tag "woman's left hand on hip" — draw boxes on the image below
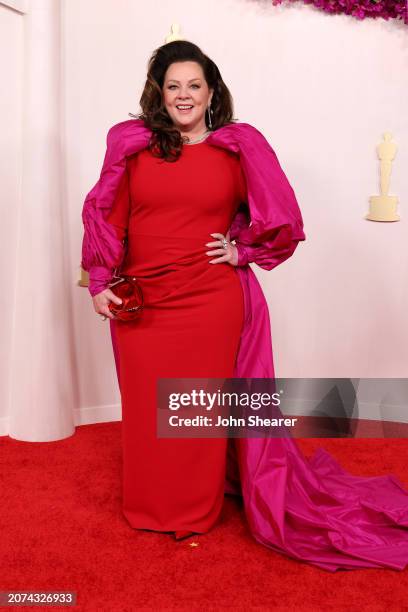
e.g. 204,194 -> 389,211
205,230 -> 238,266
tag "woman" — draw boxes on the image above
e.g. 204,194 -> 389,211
81,41 -> 408,571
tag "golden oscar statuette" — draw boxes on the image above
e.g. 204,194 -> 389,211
366,132 -> 400,222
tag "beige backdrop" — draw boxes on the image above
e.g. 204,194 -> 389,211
1,0 -> 407,439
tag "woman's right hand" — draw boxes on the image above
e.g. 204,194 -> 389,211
92,288 -> 123,320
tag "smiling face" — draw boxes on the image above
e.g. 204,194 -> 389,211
163,61 -> 213,136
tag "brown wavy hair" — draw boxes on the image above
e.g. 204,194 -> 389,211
130,40 -> 237,162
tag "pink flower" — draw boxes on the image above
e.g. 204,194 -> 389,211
266,0 -> 408,23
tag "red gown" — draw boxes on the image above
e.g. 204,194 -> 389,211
106,141 -> 246,534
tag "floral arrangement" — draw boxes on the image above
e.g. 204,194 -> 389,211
271,0 -> 408,24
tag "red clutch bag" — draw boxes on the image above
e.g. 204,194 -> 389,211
107,275 -> 144,321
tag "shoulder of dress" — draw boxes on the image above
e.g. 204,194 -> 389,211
208,122 -> 273,155
215,121 -> 262,137
210,121 -> 274,152
106,118 -> 151,144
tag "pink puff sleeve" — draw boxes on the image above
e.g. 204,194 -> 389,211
105,162 -> 131,244
81,131 -> 130,297
227,128 -> 305,269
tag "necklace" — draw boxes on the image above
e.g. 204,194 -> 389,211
183,130 -> 211,145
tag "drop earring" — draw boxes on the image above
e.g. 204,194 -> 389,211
207,104 -> 213,130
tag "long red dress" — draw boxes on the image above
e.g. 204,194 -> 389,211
106,140 -> 246,534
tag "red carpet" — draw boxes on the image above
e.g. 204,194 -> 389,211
1,424 -> 408,611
